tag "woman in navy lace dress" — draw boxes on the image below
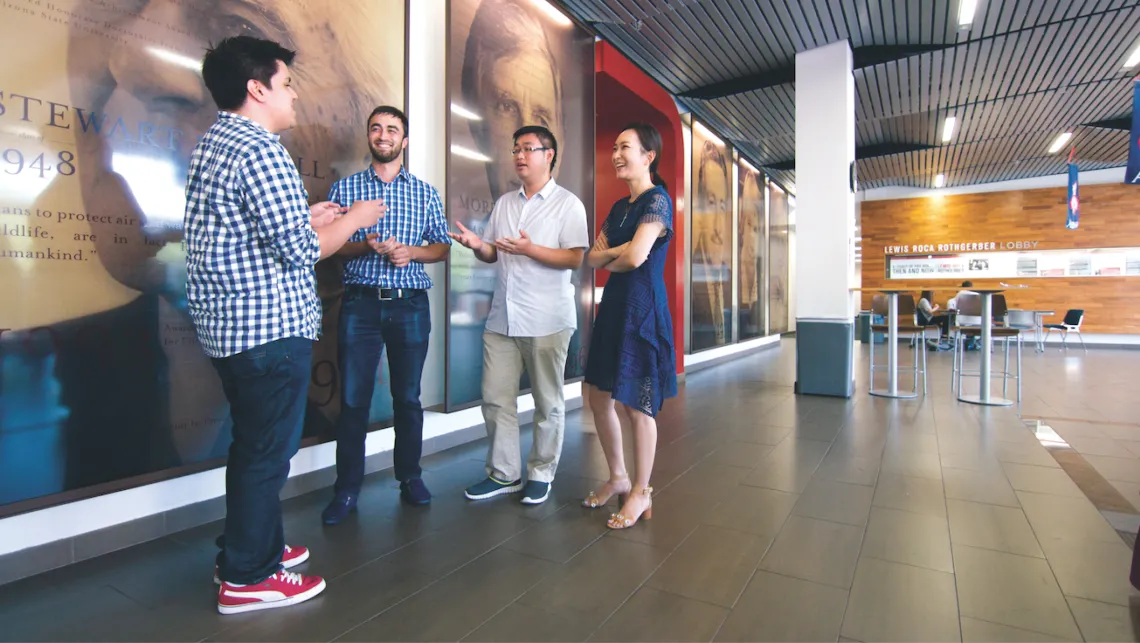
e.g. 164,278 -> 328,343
582,123 -> 677,529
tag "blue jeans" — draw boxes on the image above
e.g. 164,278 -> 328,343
334,288 -> 431,495
211,337 -> 312,585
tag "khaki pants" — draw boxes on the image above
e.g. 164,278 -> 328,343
481,328 -> 572,483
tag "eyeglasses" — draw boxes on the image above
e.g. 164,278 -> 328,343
510,146 -> 550,156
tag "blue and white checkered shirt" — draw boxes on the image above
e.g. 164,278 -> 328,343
184,111 -> 321,359
329,166 -> 450,289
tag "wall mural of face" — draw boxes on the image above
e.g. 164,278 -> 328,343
462,0 -> 562,200
693,134 -> 731,348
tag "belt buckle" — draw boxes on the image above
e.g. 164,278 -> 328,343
379,288 -> 396,301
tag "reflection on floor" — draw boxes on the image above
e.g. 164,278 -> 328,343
2,339 -> 1139,642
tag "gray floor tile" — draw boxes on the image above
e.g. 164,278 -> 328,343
792,479 -> 875,527
758,515 -> 863,589
940,450 -> 1006,474
959,617 -> 1074,642
995,442 -> 1061,468
725,424 -> 793,446
741,458 -> 820,493
714,571 -> 848,642
1067,436 -> 1138,458
946,499 -> 1044,558
1002,462 -> 1086,498
707,441 -> 775,469
881,449 -> 943,480
1037,537 -> 1140,607
884,431 -> 941,455
1017,491 -> 1124,543
840,556 -> 960,643
462,603 -> 595,642
872,473 -> 947,518
1085,455 -> 1140,484
943,466 -> 1021,507
646,524 -> 770,607
813,453 -> 881,487
1065,596 -> 1140,643
953,544 -> 1083,640
604,487 -> 706,550
861,506 -> 954,573
501,505 -> 608,564
588,587 -> 728,642
702,485 -> 799,537
338,548 -> 556,642
518,536 -> 671,630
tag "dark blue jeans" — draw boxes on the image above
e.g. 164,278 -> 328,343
335,288 -> 431,495
211,337 -> 312,585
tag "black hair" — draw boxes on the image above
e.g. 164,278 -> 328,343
962,281 -> 973,288
621,122 -> 667,191
202,36 -> 296,110
513,125 -> 558,172
367,105 -> 408,137
921,290 -> 935,303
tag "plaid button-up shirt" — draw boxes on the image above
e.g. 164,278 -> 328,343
329,165 -> 450,289
184,111 -> 321,358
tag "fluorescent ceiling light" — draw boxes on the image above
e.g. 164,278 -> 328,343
1124,41 -> 1140,69
450,144 -> 491,163
529,0 -> 572,26
934,174 -> 946,188
146,46 -> 201,74
958,0 -> 978,26
450,103 -> 481,121
1048,132 -> 1073,154
941,116 -> 957,142
693,120 -> 725,148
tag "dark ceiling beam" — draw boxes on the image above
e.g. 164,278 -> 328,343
679,44 -> 953,100
764,142 -> 937,171
1084,116 -> 1132,131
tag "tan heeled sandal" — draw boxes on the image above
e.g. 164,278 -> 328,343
582,476 -> 631,508
607,486 -> 653,529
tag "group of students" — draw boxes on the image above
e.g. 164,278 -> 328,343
183,36 -> 677,614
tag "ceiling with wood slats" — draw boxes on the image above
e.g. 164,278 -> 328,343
553,0 -> 1140,191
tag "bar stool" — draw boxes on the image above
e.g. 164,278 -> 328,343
952,294 -> 1022,403
869,294 -> 928,396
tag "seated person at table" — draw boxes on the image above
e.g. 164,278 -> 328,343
948,281 -> 981,350
918,290 -> 952,350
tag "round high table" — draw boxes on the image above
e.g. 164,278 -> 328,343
956,288 -> 1014,407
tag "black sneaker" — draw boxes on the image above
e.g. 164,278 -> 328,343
464,476 -> 523,500
520,480 -> 551,505
400,478 -> 431,506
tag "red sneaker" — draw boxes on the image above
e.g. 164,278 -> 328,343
214,544 -> 310,584
217,570 -> 326,614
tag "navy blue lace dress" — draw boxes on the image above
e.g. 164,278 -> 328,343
584,185 -> 678,417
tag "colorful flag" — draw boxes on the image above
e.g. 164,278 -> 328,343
1066,148 -> 1079,230
1127,78 -> 1140,183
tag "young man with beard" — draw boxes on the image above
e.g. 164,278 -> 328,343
451,126 -> 589,505
186,36 -> 385,613
320,106 -> 451,523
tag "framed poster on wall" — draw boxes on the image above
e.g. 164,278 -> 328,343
690,121 -> 733,351
0,0 -> 406,515
737,159 -> 765,340
768,180 -> 790,335
445,0 -> 595,409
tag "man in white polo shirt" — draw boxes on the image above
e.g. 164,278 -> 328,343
450,125 -> 589,505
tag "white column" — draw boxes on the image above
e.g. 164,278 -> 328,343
794,40 -> 857,396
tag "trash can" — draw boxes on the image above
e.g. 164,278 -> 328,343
856,311 -> 885,344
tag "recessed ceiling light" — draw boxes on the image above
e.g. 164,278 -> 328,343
1048,132 -> 1073,154
934,174 -> 946,188
941,116 -> 957,143
958,0 -> 979,27
1124,40 -> 1140,69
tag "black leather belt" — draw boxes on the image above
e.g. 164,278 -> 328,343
345,284 -> 424,300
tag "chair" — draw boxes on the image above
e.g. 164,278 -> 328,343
868,294 -> 928,396
952,294 -> 1023,403
1043,309 -> 1086,352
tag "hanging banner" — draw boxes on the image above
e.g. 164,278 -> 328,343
1127,78 -> 1140,183
1066,156 -> 1080,230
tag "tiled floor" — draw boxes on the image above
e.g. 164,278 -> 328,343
3,339 -> 1140,642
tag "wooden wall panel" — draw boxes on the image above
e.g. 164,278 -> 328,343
860,183 -> 1140,334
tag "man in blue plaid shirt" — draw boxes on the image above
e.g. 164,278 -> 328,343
320,106 -> 451,524
185,36 -> 385,614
